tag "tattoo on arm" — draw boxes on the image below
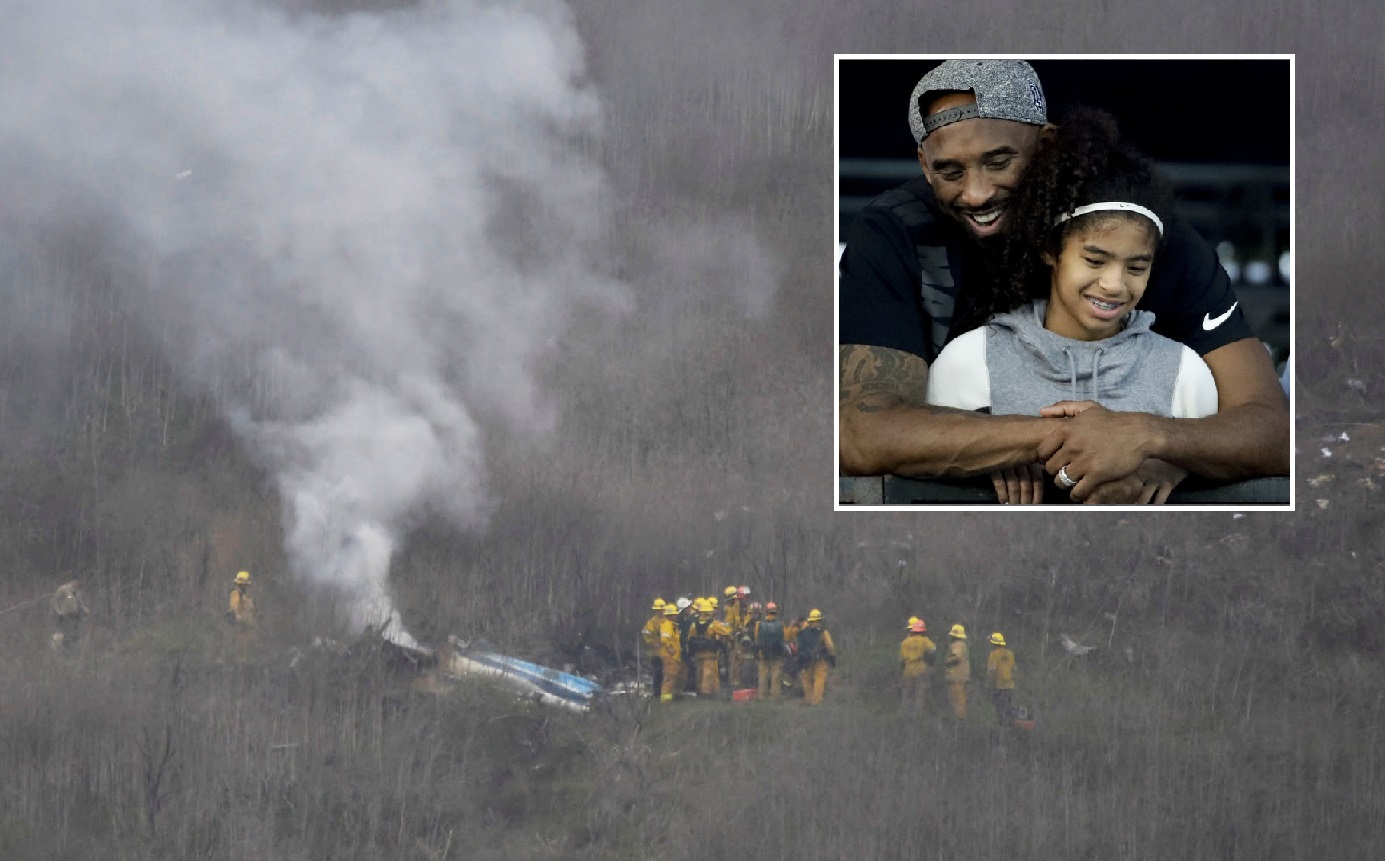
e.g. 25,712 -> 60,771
839,345 -> 930,413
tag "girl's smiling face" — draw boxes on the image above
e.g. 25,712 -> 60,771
1042,215 -> 1157,341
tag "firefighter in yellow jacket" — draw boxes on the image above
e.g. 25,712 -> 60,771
227,571 -> 256,660
642,599 -> 667,698
735,600 -> 763,689
724,587 -> 748,686
228,571 -> 256,626
899,618 -> 937,715
722,586 -> 745,629
686,599 -> 731,696
658,602 -> 683,703
753,602 -> 787,700
944,624 -> 970,719
986,631 -> 1016,725
796,609 -> 836,705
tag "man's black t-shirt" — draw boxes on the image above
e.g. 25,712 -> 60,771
838,177 -> 1254,365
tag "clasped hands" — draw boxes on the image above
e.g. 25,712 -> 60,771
989,401 -> 1185,505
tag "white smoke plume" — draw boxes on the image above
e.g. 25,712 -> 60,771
0,0 -> 625,643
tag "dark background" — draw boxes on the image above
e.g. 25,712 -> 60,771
837,57 -> 1293,358
839,58 -> 1291,164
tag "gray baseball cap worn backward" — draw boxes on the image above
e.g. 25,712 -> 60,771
908,60 -> 1048,144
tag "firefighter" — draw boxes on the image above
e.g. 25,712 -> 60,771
50,579 -> 90,649
227,571 -> 256,659
724,587 -> 750,684
753,601 -> 787,701
986,631 -> 1017,725
783,614 -> 805,692
796,609 -> 836,705
658,601 -> 683,703
642,599 -> 667,697
735,600 -> 763,689
676,597 -> 698,693
722,589 -> 742,684
686,599 -> 731,696
228,571 -> 255,625
706,595 -> 727,681
945,624 -> 970,719
722,586 -> 743,628
900,618 -> 937,715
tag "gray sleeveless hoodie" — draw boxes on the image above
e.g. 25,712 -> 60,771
986,299 -> 1185,417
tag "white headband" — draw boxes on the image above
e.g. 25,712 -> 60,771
1055,201 -> 1164,236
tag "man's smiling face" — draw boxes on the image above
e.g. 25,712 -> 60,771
917,92 -> 1044,242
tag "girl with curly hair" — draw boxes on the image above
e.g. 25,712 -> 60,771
924,108 -> 1218,503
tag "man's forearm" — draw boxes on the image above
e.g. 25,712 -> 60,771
1145,401 -> 1290,481
1156,336 -> 1290,480
839,403 -> 1057,478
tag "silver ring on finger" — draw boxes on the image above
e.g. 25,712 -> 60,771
1057,465 -> 1078,489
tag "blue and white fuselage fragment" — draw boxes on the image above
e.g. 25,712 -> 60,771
443,637 -> 602,712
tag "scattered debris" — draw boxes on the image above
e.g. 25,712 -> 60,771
1317,499 -> 1331,510
1059,634 -> 1096,656
605,681 -> 645,697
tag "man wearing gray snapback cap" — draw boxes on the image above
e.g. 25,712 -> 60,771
838,59 -> 1288,503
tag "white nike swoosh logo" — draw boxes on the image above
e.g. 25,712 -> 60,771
1202,302 -> 1238,331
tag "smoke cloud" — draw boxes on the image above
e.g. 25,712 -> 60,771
1,0 -> 625,642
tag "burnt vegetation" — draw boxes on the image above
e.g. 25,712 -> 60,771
2,0 -> 1383,859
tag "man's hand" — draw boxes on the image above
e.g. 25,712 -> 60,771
1037,402 -> 1161,502
989,463 -> 1045,504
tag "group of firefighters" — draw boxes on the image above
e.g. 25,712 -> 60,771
47,572 -> 1022,724
640,587 -> 1021,725
43,571 -> 256,651
639,586 -> 838,705
899,617 -> 1018,725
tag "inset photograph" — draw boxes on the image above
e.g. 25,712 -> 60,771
836,56 -> 1292,508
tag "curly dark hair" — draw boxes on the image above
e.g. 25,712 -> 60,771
970,106 -> 1175,324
